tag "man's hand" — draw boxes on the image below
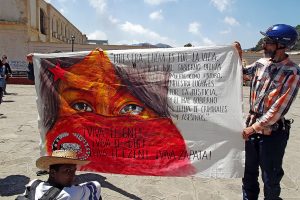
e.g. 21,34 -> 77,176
242,126 -> 255,140
233,41 -> 242,60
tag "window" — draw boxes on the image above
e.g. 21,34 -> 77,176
56,20 -> 59,35
40,9 -> 46,34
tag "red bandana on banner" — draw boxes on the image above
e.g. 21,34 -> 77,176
46,113 -> 195,176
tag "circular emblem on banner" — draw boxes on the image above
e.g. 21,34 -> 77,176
52,132 -> 91,160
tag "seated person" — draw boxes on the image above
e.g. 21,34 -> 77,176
17,150 -> 101,200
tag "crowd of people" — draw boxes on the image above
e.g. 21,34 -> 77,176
1,23 -> 300,200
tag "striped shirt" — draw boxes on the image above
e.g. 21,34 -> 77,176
21,179 -> 101,200
243,56 -> 300,133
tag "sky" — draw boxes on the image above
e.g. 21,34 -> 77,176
45,0 -> 300,49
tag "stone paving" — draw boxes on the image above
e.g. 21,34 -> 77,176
0,85 -> 299,199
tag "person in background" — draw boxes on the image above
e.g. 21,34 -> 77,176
17,150 -> 102,200
0,60 -> 5,105
235,24 -> 300,199
2,55 -> 12,94
26,53 -> 35,82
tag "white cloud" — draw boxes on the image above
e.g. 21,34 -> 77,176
56,0 -> 76,3
87,30 -> 107,40
210,0 -> 232,12
220,28 -> 231,34
144,0 -> 176,6
59,8 -> 65,14
120,22 -> 147,34
119,21 -> 168,42
187,22 -> 215,46
189,38 -> 215,46
224,16 -> 239,26
46,0 -> 76,14
202,37 -> 215,46
149,10 -> 164,21
108,15 -> 119,24
188,22 -> 201,34
88,0 -> 107,14
115,39 -> 141,45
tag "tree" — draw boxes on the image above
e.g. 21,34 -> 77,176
184,43 -> 192,47
251,38 -> 264,51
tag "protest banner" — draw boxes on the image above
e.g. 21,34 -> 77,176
33,46 -> 244,177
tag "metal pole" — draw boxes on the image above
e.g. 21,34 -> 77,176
71,35 -> 75,52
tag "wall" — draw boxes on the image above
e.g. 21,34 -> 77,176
0,0 -> 92,72
29,0 -> 37,28
0,28 -> 28,71
0,0 -> 26,23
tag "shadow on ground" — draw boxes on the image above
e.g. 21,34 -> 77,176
2,100 -> 15,103
0,175 -> 30,196
3,93 -> 18,96
75,173 -> 142,200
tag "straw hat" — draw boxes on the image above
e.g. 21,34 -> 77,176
36,150 -> 90,170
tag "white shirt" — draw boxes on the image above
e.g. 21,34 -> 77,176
23,179 -> 101,200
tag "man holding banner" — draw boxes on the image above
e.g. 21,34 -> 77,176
236,24 -> 300,200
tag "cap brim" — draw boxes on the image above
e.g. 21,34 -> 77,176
260,31 -> 268,37
36,156 -> 90,170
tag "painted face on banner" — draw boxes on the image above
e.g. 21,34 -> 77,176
45,50 -> 195,176
57,51 -> 159,119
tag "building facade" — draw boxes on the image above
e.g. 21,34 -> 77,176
0,0 -> 144,72
0,0 -> 88,71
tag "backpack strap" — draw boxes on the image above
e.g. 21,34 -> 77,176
39,186 -> 62,200
28,179 -> 43,200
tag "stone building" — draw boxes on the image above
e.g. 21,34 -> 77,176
0,0 -> 145,73
0,0 -> 90,71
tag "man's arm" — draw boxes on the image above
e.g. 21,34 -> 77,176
63,181 -> 101,199
233,42 -> 256,79
5,63 -> 12,74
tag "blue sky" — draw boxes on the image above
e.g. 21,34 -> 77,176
45,0 -> 300,49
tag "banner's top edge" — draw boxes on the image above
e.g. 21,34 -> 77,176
31,45 -> 233,58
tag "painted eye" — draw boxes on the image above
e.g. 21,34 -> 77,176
120,104 -> 143,115
72,102 -> 93,112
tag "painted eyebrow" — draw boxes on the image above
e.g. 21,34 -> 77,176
60,87 -> 96,94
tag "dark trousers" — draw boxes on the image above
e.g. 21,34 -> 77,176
242,129 -> 289,200
0,87 -> 3,104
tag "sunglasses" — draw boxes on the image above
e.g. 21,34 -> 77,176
262,38 -> 277,45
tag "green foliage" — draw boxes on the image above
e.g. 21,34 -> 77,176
251,38 -> 264,51
184,43 -> 193,47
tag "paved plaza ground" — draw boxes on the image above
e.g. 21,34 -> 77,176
0,85 -> 299,199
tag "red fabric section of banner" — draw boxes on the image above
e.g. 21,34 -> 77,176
46,113 -> 196,176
